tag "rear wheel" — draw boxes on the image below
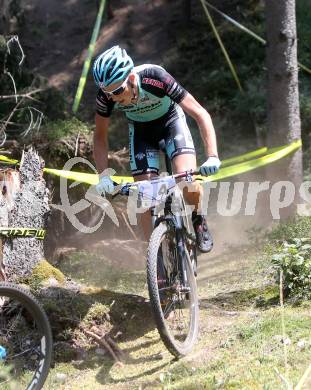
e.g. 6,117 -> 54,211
147,222 -> 199,357
0,282 -> 53,390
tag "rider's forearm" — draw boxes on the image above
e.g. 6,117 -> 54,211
179,94 -> 218,158
196,110 -> 218,158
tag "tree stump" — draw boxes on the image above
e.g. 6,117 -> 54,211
2,149 -> 50,281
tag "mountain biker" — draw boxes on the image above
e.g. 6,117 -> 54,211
93,45 -> 221,253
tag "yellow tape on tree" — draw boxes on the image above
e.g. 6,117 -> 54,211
0,140 -> 302,185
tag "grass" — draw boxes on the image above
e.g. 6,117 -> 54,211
157,304 -> 311,390
266,216 -> 311,241
30,218 -> 311,389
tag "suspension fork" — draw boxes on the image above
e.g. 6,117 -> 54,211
175,218 -> 188,287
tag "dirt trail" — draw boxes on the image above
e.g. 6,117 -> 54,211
44,235 -> 263,390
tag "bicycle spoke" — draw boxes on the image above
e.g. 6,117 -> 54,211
148,222 -> 199,357
0,286 -> 52,389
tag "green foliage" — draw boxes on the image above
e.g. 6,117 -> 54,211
42,117 -> 90,141
271,238 -> 311,300
84,302 -> 110,326
267,216 -> 311,241
266,217 -> 311,301
20,259 -> 65,290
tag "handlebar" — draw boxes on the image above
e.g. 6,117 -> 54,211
111,169 -> 201,199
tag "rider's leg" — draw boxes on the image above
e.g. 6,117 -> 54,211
171,153 -> 201,211
128,119 -> 162,241
165,108 -> 213,253
171,153 -> 213,253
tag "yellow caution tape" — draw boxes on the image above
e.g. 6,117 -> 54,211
44,167 -> 131,185
221,146 -> 267,167
197,139 -> 302,182
44,167 -> 99,185
0,140 -> 302,185
43,140 -> 302,184
0,155 -> 19,164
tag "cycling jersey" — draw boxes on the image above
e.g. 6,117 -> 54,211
96,64 -> 187,122
95,64 -> 195,176
129,107 -> 195,176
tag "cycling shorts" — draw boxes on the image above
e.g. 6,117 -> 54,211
129,106 -> 195,176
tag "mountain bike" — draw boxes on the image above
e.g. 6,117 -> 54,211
0,282 -> 53,390
114,168 -> 200,357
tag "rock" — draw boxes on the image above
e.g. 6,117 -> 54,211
272,335 -> 283,343
55,373 -> 67,383
297,340 -> 305,350
283,338 -> 291,346
42,277 -> 60,288
95,347 -> 106,356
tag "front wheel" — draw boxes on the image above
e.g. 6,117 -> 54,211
0,282 -> 53,390
147,222 -> 199,357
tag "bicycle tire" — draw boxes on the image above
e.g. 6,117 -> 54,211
0,282 -> 53,390
147,222 -> 199,357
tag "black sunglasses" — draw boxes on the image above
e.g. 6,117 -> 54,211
103,78 -> 128,97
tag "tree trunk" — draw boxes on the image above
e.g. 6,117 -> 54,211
2,149 -> 50,281
264,0 -> 302,220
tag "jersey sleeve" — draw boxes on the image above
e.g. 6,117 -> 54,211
96,89 -> 115,117
140,66 -> 188,103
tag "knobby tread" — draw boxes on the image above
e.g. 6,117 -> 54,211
0,282 -> 53,390
147,222 -> 198,357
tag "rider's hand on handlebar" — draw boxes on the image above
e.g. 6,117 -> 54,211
199,156 -> 221,176
96,175 -> 115,195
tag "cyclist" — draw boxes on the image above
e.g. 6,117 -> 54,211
93,45 -> 221,253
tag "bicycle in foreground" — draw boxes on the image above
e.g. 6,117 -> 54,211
0,281 -> 53,390
113,169 -> 200,357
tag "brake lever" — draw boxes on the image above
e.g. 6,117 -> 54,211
111,182 -> 131,198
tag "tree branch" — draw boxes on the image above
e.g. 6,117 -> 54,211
81,327 -> 124,364
0,88 -> 44,102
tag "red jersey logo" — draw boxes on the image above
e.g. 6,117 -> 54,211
142,78 -> 164,89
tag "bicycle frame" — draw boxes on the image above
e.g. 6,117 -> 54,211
114,167 -> 200,287
152,189 -> 195,288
